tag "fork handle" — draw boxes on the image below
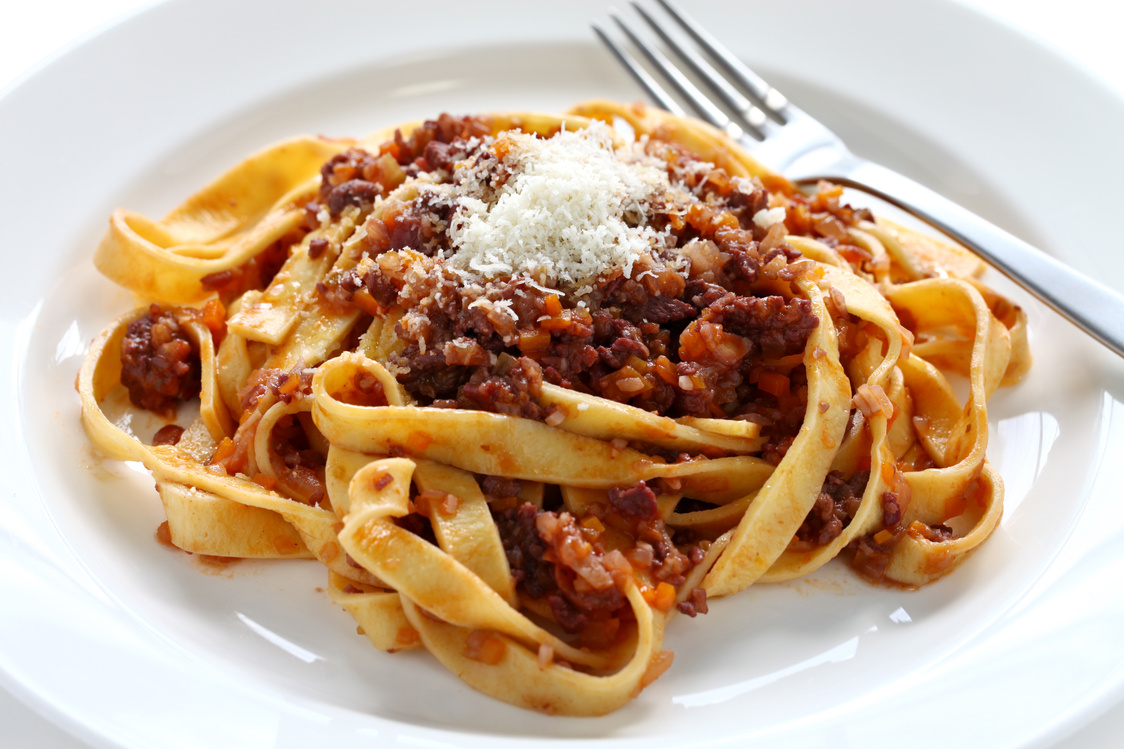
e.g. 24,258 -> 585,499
816,160 -> 1124,359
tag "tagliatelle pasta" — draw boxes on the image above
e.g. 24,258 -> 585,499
77,100 -> 1030,715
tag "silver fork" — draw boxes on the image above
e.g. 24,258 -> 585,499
594,0 -> 1124,359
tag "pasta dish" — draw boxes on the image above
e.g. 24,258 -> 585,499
77,100 -> 1030,715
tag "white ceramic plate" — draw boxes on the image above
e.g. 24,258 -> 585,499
3,1 -> 1124,746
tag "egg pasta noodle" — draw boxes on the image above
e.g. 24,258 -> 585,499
78,100 -> 1030,715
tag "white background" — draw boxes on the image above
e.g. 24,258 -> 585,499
2,1 -> 1122,747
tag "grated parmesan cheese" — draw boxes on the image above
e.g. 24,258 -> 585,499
753,206 -> 787,229
467,297 -> 518,322
445,122 -> 668,289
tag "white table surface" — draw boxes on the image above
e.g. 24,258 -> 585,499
2,1 -> 1123,747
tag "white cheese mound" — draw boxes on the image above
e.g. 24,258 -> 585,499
753,206 -> 787,229
446,121 -> 667,288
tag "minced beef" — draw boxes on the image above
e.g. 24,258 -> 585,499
790,470 -> 869,551
120,304 -> 201,417
703,293 -> 818,360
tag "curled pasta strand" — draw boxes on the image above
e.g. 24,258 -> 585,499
94,137 -> 350,304
339,458 -> 641,673
703,278 -> 851,597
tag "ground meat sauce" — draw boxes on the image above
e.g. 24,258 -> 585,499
239,366 -> 315,413
316,114 -> 493,221
494,480 -> 703,639
151,423 -> 186,446
267,413 -> 328,506
790,470 -> 869,552
120,304 -> 202,417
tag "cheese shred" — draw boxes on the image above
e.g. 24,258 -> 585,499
443,122 -> 666,288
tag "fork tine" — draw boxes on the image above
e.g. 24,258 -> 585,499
628,0 -> 770,134
654,0 -> 789,120
606,9 -> 756,142
591,22 -> 687,118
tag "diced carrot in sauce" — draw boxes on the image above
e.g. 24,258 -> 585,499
757,371 -> 790,398
251,472 -> 277,491
642,582 -> 676,612
211,437 -> 236,463
873,529 -> 895,545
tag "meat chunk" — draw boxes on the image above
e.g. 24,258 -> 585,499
120,305 -> 201,416
704,293 -> 818,359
